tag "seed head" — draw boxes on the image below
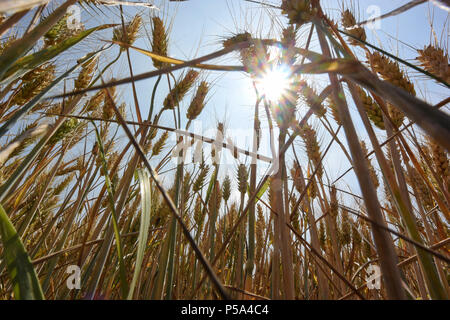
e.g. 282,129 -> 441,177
44,13 -> 83,47
291,161 -> 304,193
407,165 -> 434,211
194,197 -> 205,231
281,0 -> 317,26
281,26 -> 297,65
75,57 -> 97,90
193,164 -> 209,193
299,80 -> 326,118
113,15 -> 142,51
307,167 -> 317,199
319,220 -> 326,247
13,64 -> 56,106
85,90 -> 105,114
428,137 -> 449,187
49,118 -> 79,145
358,87 -> 385,130
237,164 -> 248,195
163,70 -> 199,110
208,181 -> 222,215
339,209 -> 351,246
53,173 -> 75,196
151,131 -> 169,157
222,175 -> 231,203
330,186 -> 338,220
223,32 -> 268,77
187,81 -> 208,120
328,97 -> 342,126
368,51 -> 416,96
417,45 -> 450,83
300,125 -> 323,179
151,17 -> 169,68
341,9 -> 366,47
360,141 -> 379,189
102,84 -> 117,120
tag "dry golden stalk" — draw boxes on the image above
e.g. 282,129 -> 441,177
163,70 -> 199,110
360,141 -> 379,189
300,125 -> 323,179
187,81 -> 208,120
383,148 -> 398,212
151,17 -> 169,69
341,9 -> 366,47
281,0 -> 317,26
113,14 -> 142,51
417,45 -> 450,83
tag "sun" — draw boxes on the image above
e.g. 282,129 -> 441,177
255,64 -> 292,102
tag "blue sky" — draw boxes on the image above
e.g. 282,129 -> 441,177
42,0 -> 449,204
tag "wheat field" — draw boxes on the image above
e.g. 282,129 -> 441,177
0,0 -> 449,300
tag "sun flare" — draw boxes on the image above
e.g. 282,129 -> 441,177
255,65 -> 292,102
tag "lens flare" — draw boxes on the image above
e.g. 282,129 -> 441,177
255,65 -> 291,102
